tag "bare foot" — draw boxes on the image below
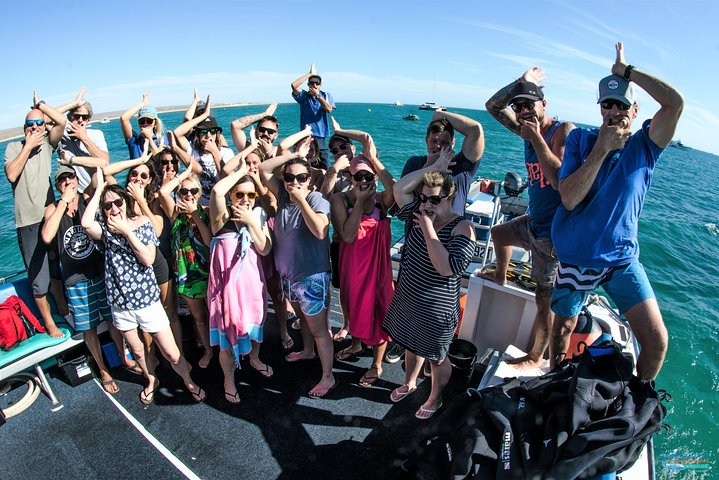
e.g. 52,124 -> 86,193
46,325 -> 65,338
479,267 -> 507,286
308,377 -> 337,398
506,354 -> 545,370
199,349 -> 213,368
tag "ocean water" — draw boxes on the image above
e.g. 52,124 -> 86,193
1,103 -> 717,477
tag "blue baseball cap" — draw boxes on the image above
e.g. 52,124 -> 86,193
138,106 -> 158,119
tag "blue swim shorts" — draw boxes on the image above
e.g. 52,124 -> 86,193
282,272 -> 330,317
66,276 -> 112,331
551,261 -> 655,318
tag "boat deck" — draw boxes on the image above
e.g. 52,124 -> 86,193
0,288 -> 478,480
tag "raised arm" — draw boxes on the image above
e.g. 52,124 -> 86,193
258,140 -> 309,197
120,92 -> 150,142
521,118 -> 575,189
81,168 -> 105,240
54,87 -> 87,115
330,118 -> 376,158
223,128 -> 258,175
612,42 -> 684,148
485,67 -> 547,136
172,95 -> 211,151
365,149 -> 396,210
210,159 -> 249,235
32,93 -> 66,148
5,127 -> 47,184
42,183 -> 78,244
184,88 -> 200,123
278,125 -> 312,154
158,160 -> 194,221
102,144 -> 150,177
291,63 -> 315,95
230,102 -> 277,151
431,110 -> 484,162
58,149 -> 107,170
393,147 -> 454,208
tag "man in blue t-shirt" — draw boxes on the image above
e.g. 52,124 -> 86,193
291,63 -> 335,170
484,68 -> 575,369
550,42 -> 683,380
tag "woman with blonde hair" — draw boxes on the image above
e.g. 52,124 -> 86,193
120,91 -> 166,159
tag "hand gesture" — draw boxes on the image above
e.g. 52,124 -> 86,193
521,67 -> 545,87
611,42 -> 628,77
193,87 -> 199,102
355,181 -> 376,204
140,125 -> 154,140
33,90 -> 40,109
257,136 -> 273,155
203,94 -> 212,117
74,87 -> 87,107
519,116 -> 541,141
248,127 -> 259,149
176,196 -> 198,215
141,91 -> 150,107
413,210 -> 434,233
60,183 -> 77,204
94,166 -> 106,192
331,116 -> 341,132
333,154 -> 351,173
107,212 -> 130,236
203,137 -> 220,155
597,116 -> 631,151
287,183 -> 308,204
309,62 -> 316,75
433,146 -> 455,173
126,182 -> 146,205
230,204 -> 254,225
297,139 -> 311,159
67,121 -> 89,142
58,149 -> 72,166
265,102 -> 277,116
25,128 -> 46,150
138,142 -> 150,163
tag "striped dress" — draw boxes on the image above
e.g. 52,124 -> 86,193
382,199 -> 476,361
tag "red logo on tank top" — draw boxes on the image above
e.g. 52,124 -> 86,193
525,161 -> 551,189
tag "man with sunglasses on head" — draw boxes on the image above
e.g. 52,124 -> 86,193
549,42 -> 683,380
484,67 -> 576,369
4,95 -> 68,338
291,63 -> 335,170
57,88 -> 110,193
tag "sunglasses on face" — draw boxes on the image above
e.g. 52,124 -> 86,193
330,143 -> 350,155
199,128 -> 220,136
510,101 -> 536,113
102,198 -> 124,211
57,173 -> 77,183
283,172 -> 310,183
352,171 -> 375,182
25,119 -> 45,128
418,193 -> 448,205
179,187 -> 200,196
160,159 -> 179,166
600,100 -> 631,111
71,113 -> 91,121
234,191 -> 257,200
130,170 -> 150,180
138,117 -> 154,126
308,81 -> 320,86
257,126 -> 277,136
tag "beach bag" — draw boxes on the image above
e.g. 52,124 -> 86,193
0,295 -> 45,350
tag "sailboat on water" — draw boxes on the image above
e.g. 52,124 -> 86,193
418,77 -> 446,111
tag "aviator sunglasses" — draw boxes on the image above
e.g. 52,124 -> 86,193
257,126 -> 277,136
283,172 -> 310,183
179,187 -> 200,196
102,198 -> 124,211
510,101 -> 536,113
130,170 -> 150,180
25,119 -> 45,128
352,171 -> 375,182
234,191 -> 257,200
330,143 -> 350,155
418,193 -> 448,205
600,100 -> 631,111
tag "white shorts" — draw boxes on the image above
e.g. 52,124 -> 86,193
111,301 -> 170,333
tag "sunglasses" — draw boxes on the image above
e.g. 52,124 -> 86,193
600,100 -> 631,111
330,143 -> 351,155
179,187 -> 200,196
234,191 -> 257,200
57,173 -> 77,183
510,101 -> 536,113
352,171 -> 375,182
257,126 -> 277,136
418,193 -> 448,205
102,198 -> 124,211
25,119 -> 45,128
199,128 -> 220,136
308,81 -> 321,86
71,113 -> 91,121
283,172 -> 310,183
130,170 -> 150,180
138,117 -> 154,126
160,159 -> 179,166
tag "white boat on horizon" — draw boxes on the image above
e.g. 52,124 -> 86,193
418,102 -> 446,111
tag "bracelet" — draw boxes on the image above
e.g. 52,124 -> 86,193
34,100 -> 45,109
623,65 -> 635,81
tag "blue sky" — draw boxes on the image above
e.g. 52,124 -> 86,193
2,0 -> 718,154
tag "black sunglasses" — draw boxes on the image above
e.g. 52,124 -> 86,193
138,117 -> 154,126
257,126 -> 277,136
71,113 -> 91,121
510,101 -> 536,113
331,143 -> 351,155
283,172 -> 310,183
102,198 -> 124,211
308,80 -> 321,86
234,191 -> 257,200
600,100 -> 631,111
418,193 -> 448,205
160,159 -> 179,166
57,172 -> 77,183
352,171 -> 375,182
179,187 -> 200,196
199,128 -> 220,136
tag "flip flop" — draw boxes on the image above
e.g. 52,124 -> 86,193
308,380 -> 337,398
390,384 -> 417,403
285,351 -> 317,363
335,347 -> 362,361
250,362 -> 274,378
139,384 -> 159,405
101,378 -> 119,394
359,368 -> 382,387
281,337 -> 295,351
415,402 -> 443,420
224,391 -> 241,404
124,361 -> 143,375
290,318 -> 301,330
190,386 -> 206,403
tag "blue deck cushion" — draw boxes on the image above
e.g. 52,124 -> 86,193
0,325 -> 71,368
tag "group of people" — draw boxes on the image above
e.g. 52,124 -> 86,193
4,43 -> 682,419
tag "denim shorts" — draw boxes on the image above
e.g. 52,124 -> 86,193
281,272 -> 330,316
551,261 -> 655,318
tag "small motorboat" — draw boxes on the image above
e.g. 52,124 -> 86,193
403,114 -> 419,121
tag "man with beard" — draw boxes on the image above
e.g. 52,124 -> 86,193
484,68 -> 575,369
291,64 -> 335,170
549,42 -> 683,380
230,103 -> 279,157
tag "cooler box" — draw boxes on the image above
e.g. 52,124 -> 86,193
58,354 -> 95,386
464,193 -> 496,241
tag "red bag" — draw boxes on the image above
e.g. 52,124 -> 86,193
0,295 -> 46,350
